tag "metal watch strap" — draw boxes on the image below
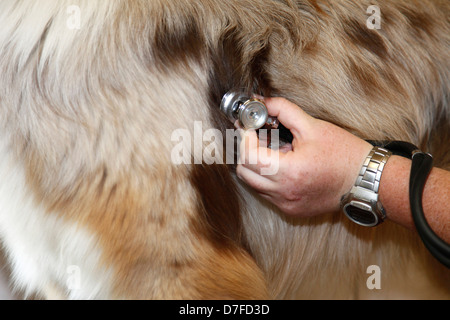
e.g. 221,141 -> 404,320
356,147 -> 392,194
342,146 -> 392,227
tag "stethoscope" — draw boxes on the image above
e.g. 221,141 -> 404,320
220,90 -> 293,143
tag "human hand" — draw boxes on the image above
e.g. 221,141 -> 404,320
236,97 -> 373,217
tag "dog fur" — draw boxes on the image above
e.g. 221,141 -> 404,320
0,0 -> 449,299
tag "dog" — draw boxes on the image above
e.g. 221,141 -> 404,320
0,0 -> 448,299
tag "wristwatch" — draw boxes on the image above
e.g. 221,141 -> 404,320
341,146 -> 392,227
340,140 -> 449,267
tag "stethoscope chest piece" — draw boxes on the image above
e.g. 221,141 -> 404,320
220,91 -> 268,130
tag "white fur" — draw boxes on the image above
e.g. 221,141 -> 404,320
0,132 -> 113,299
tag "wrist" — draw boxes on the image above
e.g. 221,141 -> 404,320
341,140 -> 449,267
339,140 -> 374,200
378,155 -> 414,229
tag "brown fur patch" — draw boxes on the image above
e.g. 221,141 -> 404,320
343,18 -> 388,59
152,10 -> 206,69
189,164 -> 243,248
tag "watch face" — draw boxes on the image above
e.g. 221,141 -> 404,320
344,204 -> 378,227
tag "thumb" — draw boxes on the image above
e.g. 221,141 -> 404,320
264,97 -> 314,140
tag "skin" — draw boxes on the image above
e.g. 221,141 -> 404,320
236,97 -> 450,243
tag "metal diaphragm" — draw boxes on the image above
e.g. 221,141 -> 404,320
220,91 -> 269,130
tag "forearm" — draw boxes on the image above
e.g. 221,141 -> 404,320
379,155 -> 450,244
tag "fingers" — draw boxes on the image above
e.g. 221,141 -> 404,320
237,163 -> 294,214
238,129 -> 283,177
235,96 -> 306,189
236,164 -> 277,194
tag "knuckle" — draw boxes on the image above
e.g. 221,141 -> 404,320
284,191 -> 300,202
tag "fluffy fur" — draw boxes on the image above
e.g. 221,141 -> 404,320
0,0 -> 449,299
